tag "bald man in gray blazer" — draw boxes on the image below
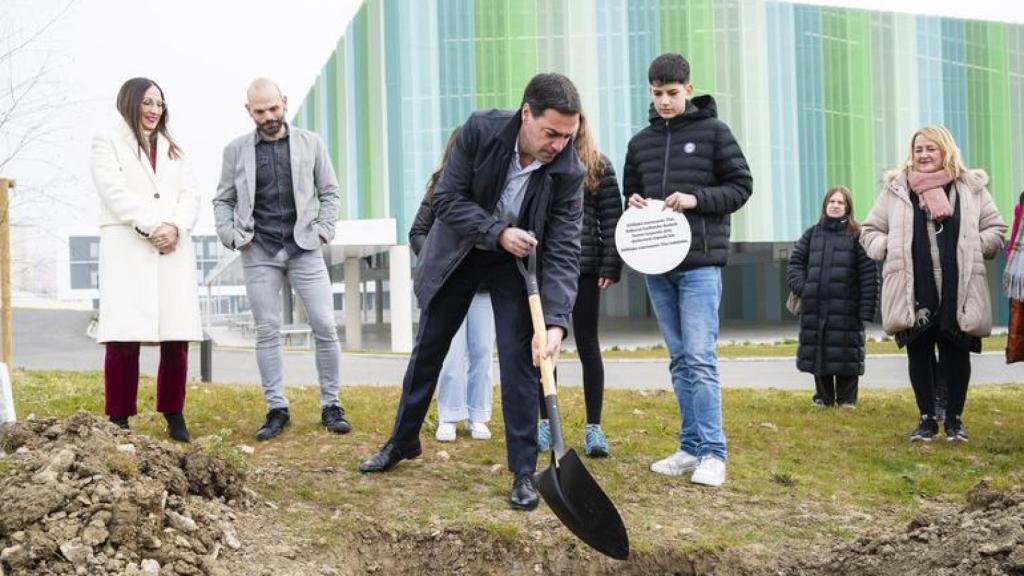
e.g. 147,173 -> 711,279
213,78 -> 349,441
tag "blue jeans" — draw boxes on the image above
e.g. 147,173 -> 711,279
436,292 -> 494,423
645,266 -> 726,460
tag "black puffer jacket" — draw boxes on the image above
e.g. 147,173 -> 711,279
579,154 -> 623,281
622,96 -> 753,270
787,218 -> 878,377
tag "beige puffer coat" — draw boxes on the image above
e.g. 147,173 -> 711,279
860,169 -> 1007,337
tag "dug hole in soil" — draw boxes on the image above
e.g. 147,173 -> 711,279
1,412 -> 1022,576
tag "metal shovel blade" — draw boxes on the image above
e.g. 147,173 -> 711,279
536,448 -> 630,560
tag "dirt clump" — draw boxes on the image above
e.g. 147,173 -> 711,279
0,411 -> 247,576
782,481 -> 1024,576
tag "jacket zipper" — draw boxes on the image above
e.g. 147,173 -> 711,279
703,220 -> 709,255
660,119 -> 671,200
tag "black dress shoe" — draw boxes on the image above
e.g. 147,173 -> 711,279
321,405 -> 352,434
109,416 -> 129,430
358,440 -> 422,473
163,412 -> 190,443
255,408 -> 290,441
509,474 -> 539,510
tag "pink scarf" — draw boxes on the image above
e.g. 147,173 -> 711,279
907,169 -> 955,221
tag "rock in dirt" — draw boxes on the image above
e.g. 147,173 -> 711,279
0,411 -> 248,576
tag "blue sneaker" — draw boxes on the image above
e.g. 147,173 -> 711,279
583,423 -> 609,458
537,419 -> 551,453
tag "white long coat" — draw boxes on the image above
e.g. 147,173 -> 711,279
90,122 -> 203,343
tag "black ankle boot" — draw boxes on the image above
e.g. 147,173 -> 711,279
109,416 -> 129,430
164,412 -> 190,443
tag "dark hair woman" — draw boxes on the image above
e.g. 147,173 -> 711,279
788,186 -> 878,408
90,77 -> 202,442
536,113 -> 623,457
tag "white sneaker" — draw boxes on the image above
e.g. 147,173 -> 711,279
690,456 -> 726,487
650,450 -> 699,476
467,421 -> 491,440
435,421 -> 457,442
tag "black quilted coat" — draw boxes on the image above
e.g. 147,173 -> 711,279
787,217 -> 878,376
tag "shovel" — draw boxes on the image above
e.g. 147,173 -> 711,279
515,243 -> 630,561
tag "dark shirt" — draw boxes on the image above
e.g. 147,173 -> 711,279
253,131 -> 302,256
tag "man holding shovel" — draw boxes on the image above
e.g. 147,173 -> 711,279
359,73 -> 585,511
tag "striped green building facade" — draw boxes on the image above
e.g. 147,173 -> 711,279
295,0 -> 1021,322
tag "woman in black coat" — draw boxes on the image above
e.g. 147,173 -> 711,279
787,186 -> 878,407
537,113 -> 623,457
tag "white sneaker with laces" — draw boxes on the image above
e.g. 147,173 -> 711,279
650,450 -> 699,476
435,421 -> 457,442
467,421 -> 491,440
690,456 -> 726,487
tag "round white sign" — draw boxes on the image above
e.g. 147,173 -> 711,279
614,199 -> 691,274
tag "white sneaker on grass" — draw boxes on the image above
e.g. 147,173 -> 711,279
650,450 -> 699,476
435,422 -> 457,442
467,421 -> 491,440
690,456 -> 726,487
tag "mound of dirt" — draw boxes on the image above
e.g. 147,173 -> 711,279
0,412 -> 247,576
785,481 -> 1024,576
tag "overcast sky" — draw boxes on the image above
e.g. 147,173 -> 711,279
1,0 -> 1022,238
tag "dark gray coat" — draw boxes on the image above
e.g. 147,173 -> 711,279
414,109 -> 585,331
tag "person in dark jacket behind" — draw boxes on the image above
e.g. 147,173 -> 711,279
624,53 -> 753,488
409,127 -> 495,443
787,186 -> 878,408
359,73 -> 586,513
536,113 -> 623,458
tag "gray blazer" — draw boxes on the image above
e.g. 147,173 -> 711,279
212,125 -> 340,251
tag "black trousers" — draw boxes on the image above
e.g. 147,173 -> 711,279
813,375 -> 859,406
906,326 -> 971,420
390,250 -> 539,476
540,273 -> 605,424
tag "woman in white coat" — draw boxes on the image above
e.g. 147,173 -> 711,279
90,77 -> 202,442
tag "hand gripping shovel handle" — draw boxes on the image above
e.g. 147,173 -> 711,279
515,241 -> 565,459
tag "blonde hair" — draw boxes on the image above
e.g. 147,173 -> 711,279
905,125 -> 965,178
573,113 -> 605,193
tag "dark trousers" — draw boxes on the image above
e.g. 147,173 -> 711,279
813,375 -> 859,406
540,273 -> 605,424
906,327 -> 971,420
390,250 -> 539,476
104,341 -> 189,418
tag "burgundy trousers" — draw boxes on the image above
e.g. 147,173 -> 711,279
104,341 -> 188,417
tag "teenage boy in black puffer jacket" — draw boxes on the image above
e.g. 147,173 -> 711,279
623,53 -> 752,488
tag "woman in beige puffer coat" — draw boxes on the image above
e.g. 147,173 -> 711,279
861,125 -> 1006,443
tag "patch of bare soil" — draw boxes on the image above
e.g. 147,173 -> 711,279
0,412 -> 247,576
781,481 -> 1024,576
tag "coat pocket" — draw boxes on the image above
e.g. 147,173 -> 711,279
880,269 -> 912,335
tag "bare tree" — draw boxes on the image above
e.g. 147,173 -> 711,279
1,0 -> 80,295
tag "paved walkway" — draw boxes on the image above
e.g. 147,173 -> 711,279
8,308 -> 1019,392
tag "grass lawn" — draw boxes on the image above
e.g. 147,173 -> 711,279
9,369 -> 1024,562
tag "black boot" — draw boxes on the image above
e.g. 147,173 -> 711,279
164,412 -> 190,443
109,416 -> 129,430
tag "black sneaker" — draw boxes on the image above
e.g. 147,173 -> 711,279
945,416 -> 969,443
255,408 -> 290,441
321,405 -> 352,434
910,414 -> 938,442
109,416 -> 129,430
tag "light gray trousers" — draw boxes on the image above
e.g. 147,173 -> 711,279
241,243 -> 340,410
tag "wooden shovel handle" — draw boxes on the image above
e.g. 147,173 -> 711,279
528,294 -> 558,398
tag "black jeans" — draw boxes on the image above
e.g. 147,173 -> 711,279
539,274 -> 606,425
906,326 -> 971,420
390,250 -> 539,476
813,375 -> 859,406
